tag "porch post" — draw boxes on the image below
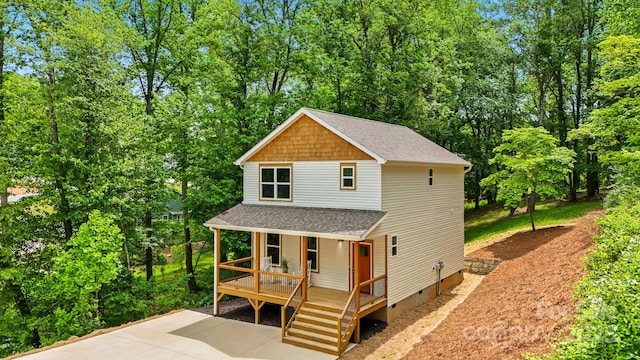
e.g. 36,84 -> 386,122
354,241 -> 361,343
254,232 -> 261,293
302,236 -> 308,301
385,235 -> 388,298
354,241 -> 360,304
214,227 -> 221,316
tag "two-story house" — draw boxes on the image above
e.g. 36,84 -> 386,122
204,108 -> 471,355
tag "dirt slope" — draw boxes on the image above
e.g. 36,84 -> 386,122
403,210 -> 601,360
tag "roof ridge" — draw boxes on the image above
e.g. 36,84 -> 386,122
303,107 -> 410,130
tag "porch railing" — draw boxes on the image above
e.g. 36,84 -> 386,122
281,277 -> 306,338
337,287 -> 359,354
218,257 -> 303,298
359,274 -> 387,309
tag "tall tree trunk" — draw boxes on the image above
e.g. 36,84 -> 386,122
584,10 -> 599,196
474,169 -> 481,209
144,77 -> 154,281
0,16 -> 6,208
538,77 -> 546,125
586,151 -> 599,197
527,192 -> 537,231
183,180 -> 198,292
145,210 -> 153,281
47,71 -> 73,241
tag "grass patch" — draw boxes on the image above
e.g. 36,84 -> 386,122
134,251 -> 215,280
464,200 -> 602,243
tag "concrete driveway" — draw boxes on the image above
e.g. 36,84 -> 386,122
17,310 -> 337,360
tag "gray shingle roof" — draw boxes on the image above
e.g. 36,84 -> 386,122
204,204 -> 387,240
304,108 -> 470,166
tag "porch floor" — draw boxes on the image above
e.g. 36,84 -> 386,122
220,276 -> 386,313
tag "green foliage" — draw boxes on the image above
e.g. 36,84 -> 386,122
540,2 -> 640,357
46,211 -> 123,341
542,198 -> 640,358
481,127 -> 576,230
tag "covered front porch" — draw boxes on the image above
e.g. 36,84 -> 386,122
205,204 -> 389,355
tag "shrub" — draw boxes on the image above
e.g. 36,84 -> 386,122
545,196 -> 640,358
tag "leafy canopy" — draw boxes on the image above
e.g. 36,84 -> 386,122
481,127 -> 575,230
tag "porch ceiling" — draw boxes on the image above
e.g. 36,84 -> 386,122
204,204 -> 386,241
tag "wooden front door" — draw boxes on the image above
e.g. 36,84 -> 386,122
354,242 -> 372,294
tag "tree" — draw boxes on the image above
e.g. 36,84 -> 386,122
45,210 -> 123,341
481,127 -> 575,231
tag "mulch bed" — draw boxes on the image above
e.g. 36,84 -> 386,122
404,210 -> 601,360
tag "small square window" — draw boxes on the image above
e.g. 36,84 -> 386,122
428,168 -> 434,186
391,236 -> 398,257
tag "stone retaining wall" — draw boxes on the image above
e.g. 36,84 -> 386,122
464,257 -> 502,275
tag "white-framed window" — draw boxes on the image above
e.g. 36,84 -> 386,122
307,237 -> 319,272
260,165 -> 292,201
428,168 -> 434,186
162,215 -> 169,221
266,233 -> 281,266
340,163 -> 356,190
391,235 -> 398,257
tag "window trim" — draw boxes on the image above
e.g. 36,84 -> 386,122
266,233 -> 282,267
306,236 -> 319,273
391,235 -> 398,257
428,168 -> 434,186
340,163 -> 357,190
259,163 -> 293,202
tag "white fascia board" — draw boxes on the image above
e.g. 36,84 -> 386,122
360,213 -> 388,240
203,223 -> 363,241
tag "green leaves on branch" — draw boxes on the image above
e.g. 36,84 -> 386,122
47,211 -> 123,340
481,127 -> 575,231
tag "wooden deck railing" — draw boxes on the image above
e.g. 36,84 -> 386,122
337,287 -> 359,354
281,277 -> 306,338
358,274 -> 387,308
218,257 -> 303,298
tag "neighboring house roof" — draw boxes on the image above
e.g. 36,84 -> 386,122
7,193 -> 39,204
236,107 -> 471,167
204,204 -> 387,241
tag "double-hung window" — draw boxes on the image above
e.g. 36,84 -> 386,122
266,233 -> 281,266
260,165 -> 292,201
307,237 -> 319,272
340,163 -> 356,190
391,235 -> 398,257
428,168 -> 434,186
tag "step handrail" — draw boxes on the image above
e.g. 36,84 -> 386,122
337,287 -> 359,354
281,277 -> 306,338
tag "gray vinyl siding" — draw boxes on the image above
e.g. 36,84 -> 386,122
371,164 -> 465,305
243,161 -> 381,210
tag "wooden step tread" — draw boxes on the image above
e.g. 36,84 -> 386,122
295,313 -> 336,327
302,302 -> 342,313
287,328 -> 338,346
299,307 -> 340,320
283,335 -> 339,355
291,322 -> 337,337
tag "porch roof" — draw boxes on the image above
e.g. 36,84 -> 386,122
204,204 -> 387,241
